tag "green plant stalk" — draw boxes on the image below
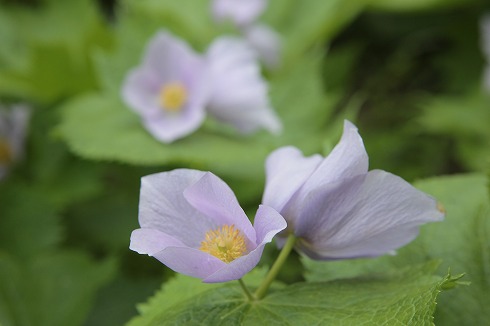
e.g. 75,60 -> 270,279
238,278 -> 256,301
254,234 -> 297,300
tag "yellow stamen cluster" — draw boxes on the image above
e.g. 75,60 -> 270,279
158,82 -> 187,112
0,138 -> 12,164
200,225 -> 248,263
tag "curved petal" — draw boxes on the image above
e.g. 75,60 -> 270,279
206,37 -> 281,134
153,246 -> 226,279
253,204 -> 287,244
243,23 -> 281,69
138,169 -> 216,247
298,120 -> 368,198
299,170 -> 444,259
262,146 -> 322,214
143,30 -> 202,84
121,67 -> 161,116
203,243 -> 267,283
130,228 -> 186,256
202,205 -> 285,283
183,172 -> 256,243
293,174 -> 366,239
142,103 -> 206,143
212,0 -> 266,27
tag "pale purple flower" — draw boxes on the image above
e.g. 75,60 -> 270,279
262,120 -> 445,260
0,104 -> 29,180
243,24 -> 281,69
122,31 -> 208,143
130,169 -> 286,283
206,37 -> 282,134
211,0 -> 281,69
212,0 -> 266,27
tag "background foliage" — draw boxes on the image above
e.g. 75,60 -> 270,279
0,0 -> 489,325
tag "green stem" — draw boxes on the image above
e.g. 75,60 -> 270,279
254,234 -> 296,300
238,278 -> 256,301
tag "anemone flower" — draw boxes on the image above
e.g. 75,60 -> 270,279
130,169 -> 286,282
122,31 -> 208,143
206,36 -> 282,134
262,120 -> 445,260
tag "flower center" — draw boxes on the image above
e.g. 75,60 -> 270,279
0,138 -> 12,164
200,225 -> 247,263
158,82 -> 187,112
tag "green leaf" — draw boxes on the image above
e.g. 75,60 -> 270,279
0,251 -> 116,326
0,0 -> 110,103
303,173 -> 489,325
128,262 -> 448,325
59,50 -> 335,180
0,183 -> 61,257
127,267 -> 268,326
419,91 -> 490,171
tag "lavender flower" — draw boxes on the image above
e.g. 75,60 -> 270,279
211,0 -> 281,69
0,105 -> 29,180
122,31 -> 208,143
212,0 -> 266,27
130,169 -> 286,282
262,120 -> 445,260
206,37 -> 282,134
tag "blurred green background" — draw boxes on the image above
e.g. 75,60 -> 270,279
0,0 -> 489,325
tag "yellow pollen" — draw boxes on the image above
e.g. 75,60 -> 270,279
437,202 -> 446,214
158,82 -> 187,112
0,138 -> 12,164
199,225 -> 247,263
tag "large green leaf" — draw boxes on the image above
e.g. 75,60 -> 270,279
0,251 -> 115,326
303,174 -> 489,325
127,262 -> 453,325
58,50 -> 335,179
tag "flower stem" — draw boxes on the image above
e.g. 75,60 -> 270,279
238,278 -> 256,301
254,234 -> 296,300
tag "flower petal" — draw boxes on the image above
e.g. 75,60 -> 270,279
153,246 -> 226,279
141,103 -> 206,143
262,146 -> 322,214
183,172 -> 256,243
206,37 -> 281,134
253,204 -> 287,244
142,31 -> 202,84
243,23 -> 281,69
212,0 -> 266,27
122,67 -> 162,116
203,205 -> 285,283
138,169 -> 216,247
300,170 -> 444,259
130,228 -> 186,256
299,120 -> 368,195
